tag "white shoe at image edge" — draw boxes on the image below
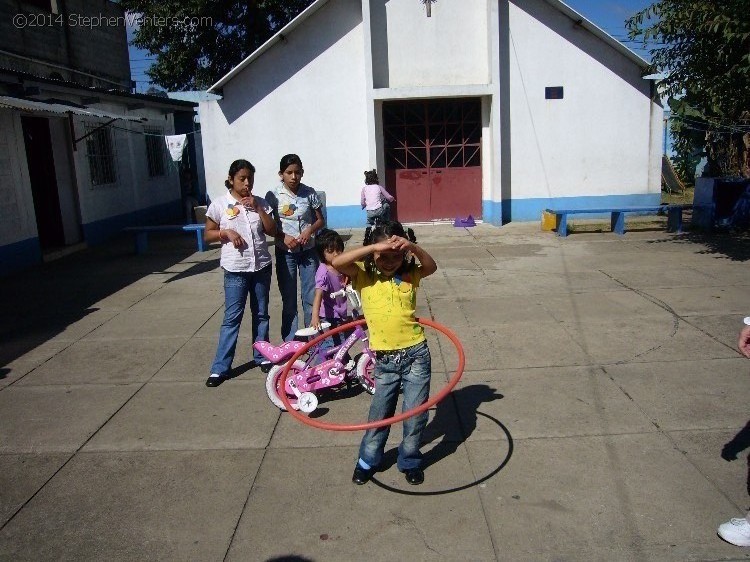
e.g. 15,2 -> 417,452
718,517 -> 750,546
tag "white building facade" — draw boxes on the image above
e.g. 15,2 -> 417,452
0,70 -> 196,275
201,0 -> 662,229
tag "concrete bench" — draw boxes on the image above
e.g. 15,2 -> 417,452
545,205 -> 692,237
123,224 -> 206,254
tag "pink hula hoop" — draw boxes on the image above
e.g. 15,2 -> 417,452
279,317 -> 465,431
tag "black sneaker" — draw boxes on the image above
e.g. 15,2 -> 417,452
205,373 -> 224,387
352,465 -> 375,485
404,468 -> 424,485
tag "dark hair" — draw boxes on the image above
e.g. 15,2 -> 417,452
315,229 -> 345,261
364,169 -> 379,185
362,220 -> 417,275
279,154 -> 303,173
225,159 -> 255,190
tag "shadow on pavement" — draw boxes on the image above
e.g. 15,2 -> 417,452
646,230 -> 750,261
370,384 -> 513,495
721,419 -> 750,496
0,233 -> 199,368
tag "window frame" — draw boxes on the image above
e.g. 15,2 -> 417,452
84,122 -> 117,187
144,127 -> 167,178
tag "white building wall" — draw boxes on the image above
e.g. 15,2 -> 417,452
372,0 -> 489,88
200,0 -> 660,227
201,0 -> 369,222
0,110 -> 35,246
70,107 -> 180,225
194,129 -> 207,200
506,0 -> 659,204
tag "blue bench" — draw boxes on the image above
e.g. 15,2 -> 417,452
123,224 -> 206,254
545,205 -> 693,237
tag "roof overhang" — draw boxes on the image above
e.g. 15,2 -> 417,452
0,95 -> 145,121
544,0 -> 651,69
207,0 -> 330,93
207,0 -> 652,94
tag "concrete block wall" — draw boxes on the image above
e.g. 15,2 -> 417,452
0,0 -> 130,88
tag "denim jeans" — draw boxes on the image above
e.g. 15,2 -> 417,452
210,266 -> 272,374
317,318 -> 352,362
275,247 -> 318,342
366,202 -> 391,226
358,341 -> 431,471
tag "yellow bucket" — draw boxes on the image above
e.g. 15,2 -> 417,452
541,211 -> 556,231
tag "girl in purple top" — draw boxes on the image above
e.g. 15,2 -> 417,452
361,169 -> 395,226
311,230 -> 350,356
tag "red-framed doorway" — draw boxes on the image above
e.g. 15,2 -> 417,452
383,98 -> 482,222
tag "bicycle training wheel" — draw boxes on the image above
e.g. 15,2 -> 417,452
355,353 -> 376,395
266,360 -> 307,411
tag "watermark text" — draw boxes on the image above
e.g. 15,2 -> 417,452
12,12 -> 213,30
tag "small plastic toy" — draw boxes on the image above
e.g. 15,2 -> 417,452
253,285 -> 375,413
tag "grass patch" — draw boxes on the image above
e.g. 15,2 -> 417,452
662,186 -> 694,205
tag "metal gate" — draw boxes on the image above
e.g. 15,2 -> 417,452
383,98 -> 482,222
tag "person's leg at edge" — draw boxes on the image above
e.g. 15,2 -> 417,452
397,342 -> 431,479
249,265 -> 272,364
316,318 -> 338,361
298,247 -> 319,329
718,512 -> 750,547
209,270 -> 248,383
276,249 -> 299,342
353,358 -> 400,483
381,202 -> 391,222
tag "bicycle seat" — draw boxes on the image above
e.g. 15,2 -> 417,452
294,322 -> 331,338
253,340 -> 309,364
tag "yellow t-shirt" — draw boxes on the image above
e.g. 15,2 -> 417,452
351,261 -> 425,351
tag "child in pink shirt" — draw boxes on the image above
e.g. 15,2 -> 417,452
360,169 -> 395,226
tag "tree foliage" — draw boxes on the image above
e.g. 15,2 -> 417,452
121,0 -> 314,91
626,1 -> 750,180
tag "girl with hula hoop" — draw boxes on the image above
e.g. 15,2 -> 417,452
332,220 -> 438,486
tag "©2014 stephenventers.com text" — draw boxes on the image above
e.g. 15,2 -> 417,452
12,12 -> 213,30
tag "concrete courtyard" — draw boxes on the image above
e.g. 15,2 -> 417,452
1,222 -> 749,561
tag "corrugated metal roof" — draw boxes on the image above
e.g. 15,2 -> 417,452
0,67 -> 197,108
0,95 -> 145,121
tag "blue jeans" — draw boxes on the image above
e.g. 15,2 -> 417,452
366,202 -> 391,226
275,248 -> 318,342
317,318 -> 352,362
210,266 -> 272,374
358,341 -> 431,471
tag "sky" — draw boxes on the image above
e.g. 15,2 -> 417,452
127,0 -> 656,93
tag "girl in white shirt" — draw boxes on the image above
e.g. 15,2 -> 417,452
204,159 -> 276,387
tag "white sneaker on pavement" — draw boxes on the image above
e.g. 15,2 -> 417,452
718,517 -> 750,546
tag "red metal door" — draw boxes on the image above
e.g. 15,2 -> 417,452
384,99 -> 482,223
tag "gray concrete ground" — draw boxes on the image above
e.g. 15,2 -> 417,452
0,222 -> 749,561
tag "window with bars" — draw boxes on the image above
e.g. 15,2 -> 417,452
383,99 -> 482,170
144,128 -> 166,177
84,123 -> 117,186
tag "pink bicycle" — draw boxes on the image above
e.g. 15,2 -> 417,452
253,286 -> 376,413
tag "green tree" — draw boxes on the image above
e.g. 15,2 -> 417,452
626,1 -> 750,181
122,0 -> 313,91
